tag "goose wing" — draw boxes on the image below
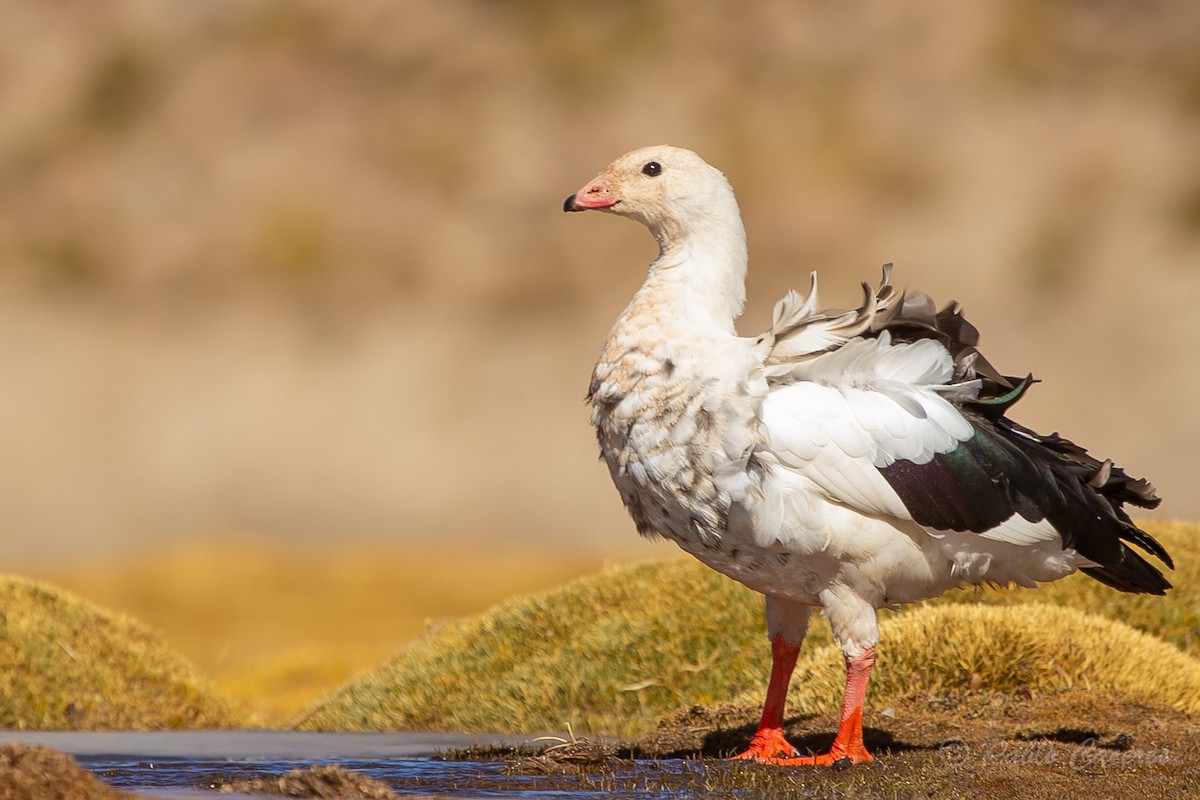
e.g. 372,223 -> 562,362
755,268 -> 1169,594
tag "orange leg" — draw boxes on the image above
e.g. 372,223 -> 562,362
732,634 -> 802,760
738,645 -> 878,767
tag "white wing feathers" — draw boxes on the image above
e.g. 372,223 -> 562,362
762,334 -> 975,470
749,277 -> 1060,549
755,269 -> 903,376
760,367 -> 970,526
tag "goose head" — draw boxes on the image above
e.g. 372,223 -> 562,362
563,145 -> 742,251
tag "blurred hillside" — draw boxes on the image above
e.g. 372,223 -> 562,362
1,0 -> 1197,565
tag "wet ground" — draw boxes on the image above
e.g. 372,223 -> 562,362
5,691 -> 1200,800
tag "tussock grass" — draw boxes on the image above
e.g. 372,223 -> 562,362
42,537 -> 599,724
300,521 -> 1198,736
930,520 -> 1200,655
754,603 -> 1200,719
0,575 -> 244,729
297,558 -> 780,735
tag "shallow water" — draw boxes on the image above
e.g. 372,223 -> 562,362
91,756 -> 502,798
5,732 -> 719,800
88,755 -> 717,799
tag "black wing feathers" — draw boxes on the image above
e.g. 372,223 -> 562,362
866,268 -> 1171,595
880,428 -> 1030,534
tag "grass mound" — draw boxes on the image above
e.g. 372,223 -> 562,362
300,520 -> 1197,736
931,520 -> 1200,656
755,603 -> 1200,719
297,558 -> 779,735
42,537 -> 599,725
0,575 -> 244,729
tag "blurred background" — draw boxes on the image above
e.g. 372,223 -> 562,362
1,0 -> 1197,720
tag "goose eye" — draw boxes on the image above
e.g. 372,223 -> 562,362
641,161 -> 662,177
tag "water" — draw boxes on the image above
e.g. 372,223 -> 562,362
5,732 -> 723,800
88,756 -> 505,798
83,756 -> 712,799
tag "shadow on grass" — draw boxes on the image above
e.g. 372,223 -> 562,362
1015,727 -> 1136,752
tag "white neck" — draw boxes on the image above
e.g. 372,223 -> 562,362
633,201 -> 748,338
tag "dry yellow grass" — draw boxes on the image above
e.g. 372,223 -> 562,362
0,575 -> 243,730
37,537 -> 606,724
297,558 -> 771,735
759,604 -> 1200,719
299,520 -> 1198,736
12,522 -> 1190,729
929,520 -> 1200,654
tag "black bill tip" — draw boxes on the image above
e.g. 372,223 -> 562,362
563,193 -> 578,212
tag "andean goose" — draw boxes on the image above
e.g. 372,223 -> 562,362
563,145 -> 1170,766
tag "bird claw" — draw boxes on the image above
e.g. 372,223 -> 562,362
760,747 -> 873,767
733,727 -> 874,767
731,727 -> 800,760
